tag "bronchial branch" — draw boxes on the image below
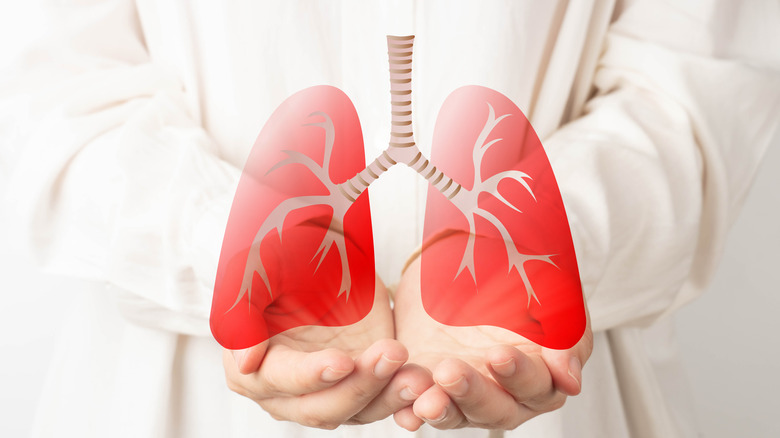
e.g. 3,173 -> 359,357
236,35 -> 554,310
231,112 -> 354,312
366,35 -> 555,307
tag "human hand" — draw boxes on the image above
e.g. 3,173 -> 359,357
392,257 -> 593,431
222,277 -> 434,429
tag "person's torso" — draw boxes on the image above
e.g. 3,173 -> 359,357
135,0 -> 611,285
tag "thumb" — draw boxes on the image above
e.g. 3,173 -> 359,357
232,340 -> 270,375
542,311 -> 593,396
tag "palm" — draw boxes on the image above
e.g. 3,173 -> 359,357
224,277 -> 426,430
394,261 -> 539,373
264,277 -> 394,358
392,257 -> 592,430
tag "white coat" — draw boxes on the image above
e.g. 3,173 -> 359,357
2,1 -> 779,437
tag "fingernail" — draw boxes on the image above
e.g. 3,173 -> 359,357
425,407 -> 448,423
321,366 -> 350,383
373,354 -> 404,379
438,375 -> 468,397
568,357 -> 582,391
490,357 -> 516,377
232,350 -> 247,370
399,386 -> 418,401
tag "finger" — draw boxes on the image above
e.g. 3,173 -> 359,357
486,345 -> 561,410
393,406 -> 425,432
231,341 -> 269,375
225,343 -> 355,398
260,339 -> 408,429
350,363 -> 434,424
542,318 -> 593,396
412,384 -> 466,429
432,358 -> 532,429
541,348 -> 584,396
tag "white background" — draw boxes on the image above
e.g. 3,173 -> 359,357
1,4 -> 778,437
674,132 -> 780,437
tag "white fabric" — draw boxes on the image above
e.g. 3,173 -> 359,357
2,0 -> 779,437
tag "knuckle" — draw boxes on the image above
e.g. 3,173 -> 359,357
315,421 -> 340,430
471,420 -> 495,430
295,408 -> 316,425
310,418 -> 340,430
546,394 -> 567,412
346,382 -> 374,403
225,379 -> 241,394
296,411 -> 320,428
524,391 -> 567,414
498,413 -> 522,430
343,417 -> 367,426
504,417 -> 525,431
260,373 -> 279,394
470,412 -> 517,430
225,378 -> 248,398
347,411 -> 372,425
265,409 -> 286,422
297,408 -> 342,430
256,401 -> 289,422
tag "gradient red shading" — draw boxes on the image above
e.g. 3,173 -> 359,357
421,86 -> 585,349
210,86 -> 375,350
211,36 -> 585,351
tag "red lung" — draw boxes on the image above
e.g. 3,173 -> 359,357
422,86 -> 585,349
210,86 -> 375,350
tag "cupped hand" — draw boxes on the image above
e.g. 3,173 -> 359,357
222,277 -> 434,429
392,257 -> 593,431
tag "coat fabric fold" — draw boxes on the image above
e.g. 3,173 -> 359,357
2,1 -> 778,437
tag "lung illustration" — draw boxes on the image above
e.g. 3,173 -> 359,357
421,86 -> 585,349
210,36 -> 586,351
210,86 -> 375,350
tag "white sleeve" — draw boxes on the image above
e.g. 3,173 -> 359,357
544,0 -> 780,331
1,0 -> 240,335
